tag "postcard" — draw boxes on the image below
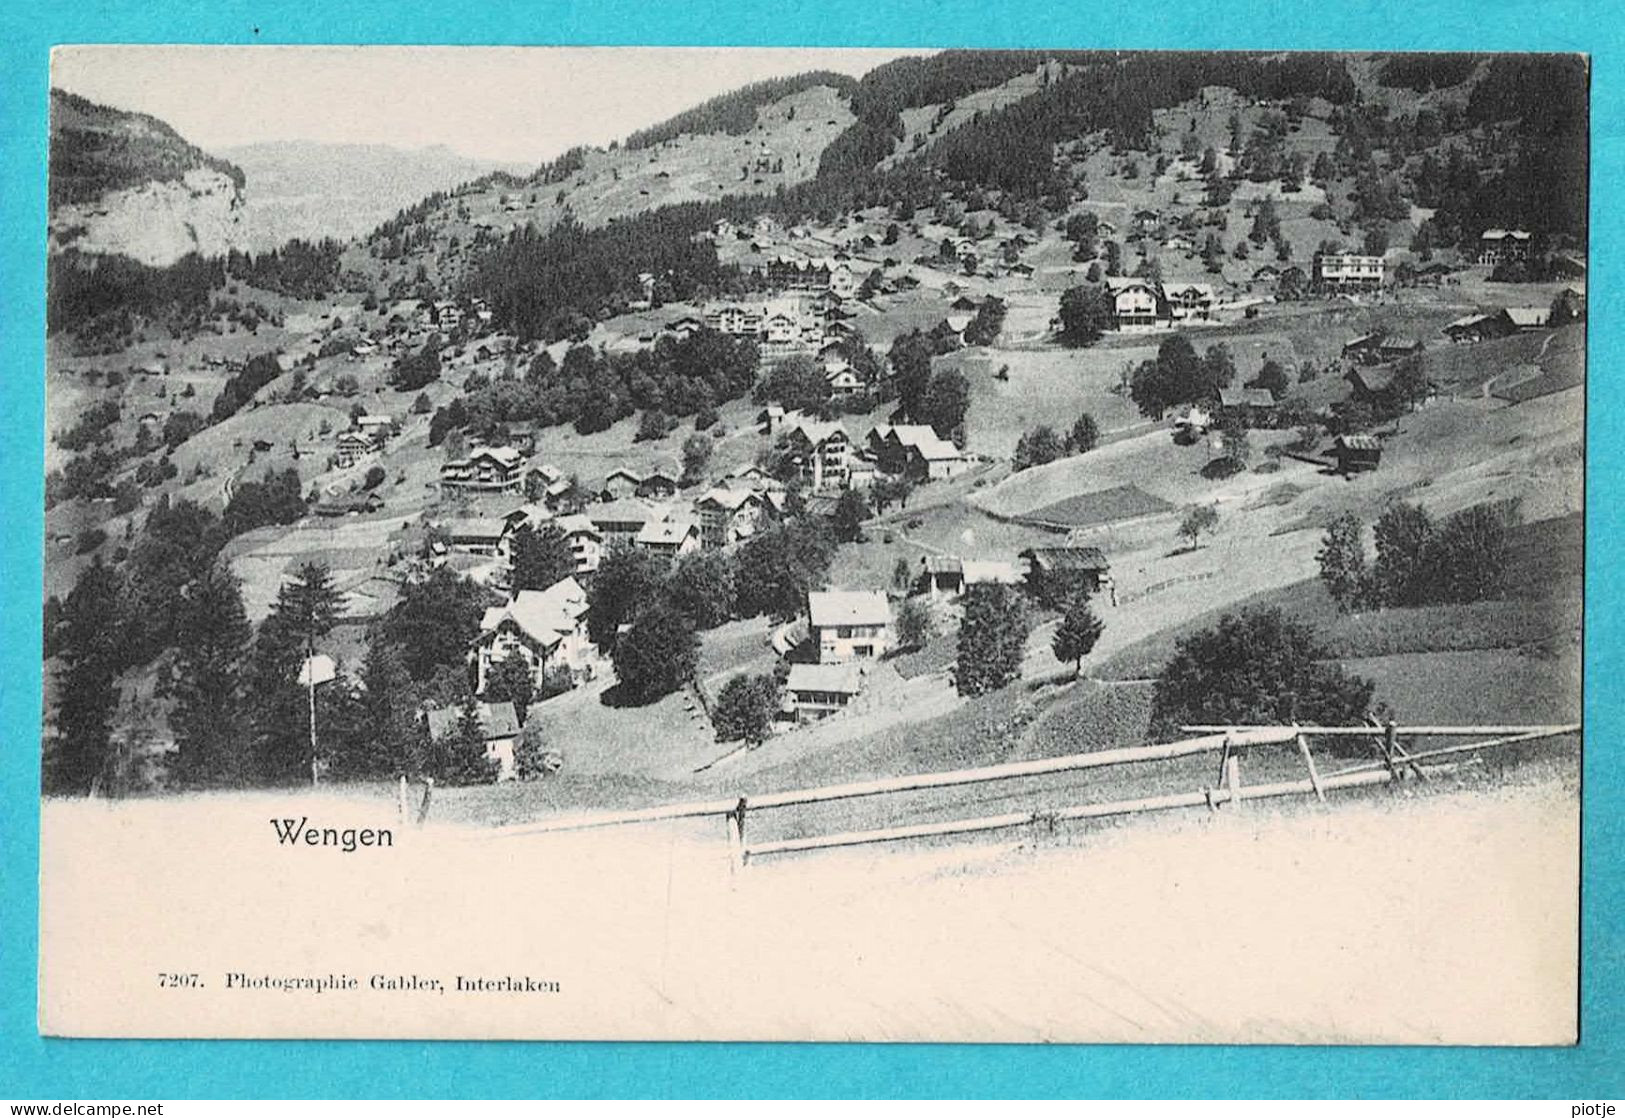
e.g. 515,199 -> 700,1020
38,46 -> 1584,1042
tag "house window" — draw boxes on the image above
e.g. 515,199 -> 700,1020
837,626 -> 853,639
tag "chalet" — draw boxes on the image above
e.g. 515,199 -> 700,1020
335,431 -> 376,469
554,514 -> 604,575
501,502 -> 550,534
1163,235 -> 1196,255
763,310 -> 801,346
846,452 -> 878,489
441,446 -> 526,494
474,576 -> 593,694
1551,254 -> 1588,281
1217,387 -> 1278,427
706,304 -> 764,336
315,492 -> 385,517
1162,282 -> 1216,322
637,516 -> 702,558
636,471 -> 680,500
1552,287 -> 1587,322
782,418 -> 852,490
661,316 -> 706,341
1107,277 -> 1165,332
1343,365 -> 1399,406
1019,546 -> 1111,596
424,701 -> 520,780
917,556 -> 1023,601
945,311 -> 975,336
906,434 -> 970,481
724,464 -> 772,487
1341,334 -> 1422,366
600,468 -> 644,501
757,405 -> 787,435
1476,229 -> 1532,266
950,295 -> 980,312
1314,253 -> 1385,291
444,518 -> 509,558
806,590 -> 892,663
356,415 -> 395,441
825,363 -> 865,397
1505,306 -> 1552,331
784,662 -> 865,723
1331,434 -> 1382,475
589,498 -> 668,549
829,262 -> 859,300
1443,311 -> 1518,344
695,486 -> 779,548
1132,209 -> 1160,234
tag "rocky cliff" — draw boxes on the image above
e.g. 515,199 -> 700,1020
48,88 -> 247,266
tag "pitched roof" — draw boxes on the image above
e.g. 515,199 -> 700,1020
1335,434 -> 1382,451
1218,387 -> 1276,408
921,555 -> 964,575
554,513 -> 601,539
1020,546 -> 1109,572
479,577 -> 588,648
1505,306 -> 1550,327
807,590 -> 891,628
637,518 -> 698,547
783,417 -> 847,446
697,486 -> 762,512
1162,282 -> 1215,300
445,517 -> 508,542
465,446 -> 524,468
786,662 -> 865,695
590,498 -> 666,528
912,434 -> 963,461
963,559 -> 1021,585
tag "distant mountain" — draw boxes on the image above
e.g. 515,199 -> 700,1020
48,88 -> 248,267
218,140 -> 529,249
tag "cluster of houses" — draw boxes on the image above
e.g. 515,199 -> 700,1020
1106,278 -> 1219,332
783,544 -> 1114,724
759,412 -> 975,489
1442,292 -> 1583,343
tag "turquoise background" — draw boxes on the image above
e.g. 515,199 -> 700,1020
1,0 -> 1618,1099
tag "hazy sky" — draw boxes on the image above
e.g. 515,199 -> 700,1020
50,46 -> 924,167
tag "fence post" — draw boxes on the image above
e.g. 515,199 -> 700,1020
398,774 -> 409,825
726,796 -> 748,872
415,777 -> 435,826
1224,752 -> 1243,811
1295,728 -> 1326,803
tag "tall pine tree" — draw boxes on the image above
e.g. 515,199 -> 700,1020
48,559 -> 126,794
167,562 -> 253,785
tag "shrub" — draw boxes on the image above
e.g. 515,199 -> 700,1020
1150,608 -> 1375,739
712,673 -> 781,744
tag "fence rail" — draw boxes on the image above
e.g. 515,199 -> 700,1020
487,722 -> 1579,865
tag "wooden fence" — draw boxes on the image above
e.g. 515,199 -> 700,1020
486,722 -> 1579,866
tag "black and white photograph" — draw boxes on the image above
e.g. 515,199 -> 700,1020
38,46 -> 1585,1043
